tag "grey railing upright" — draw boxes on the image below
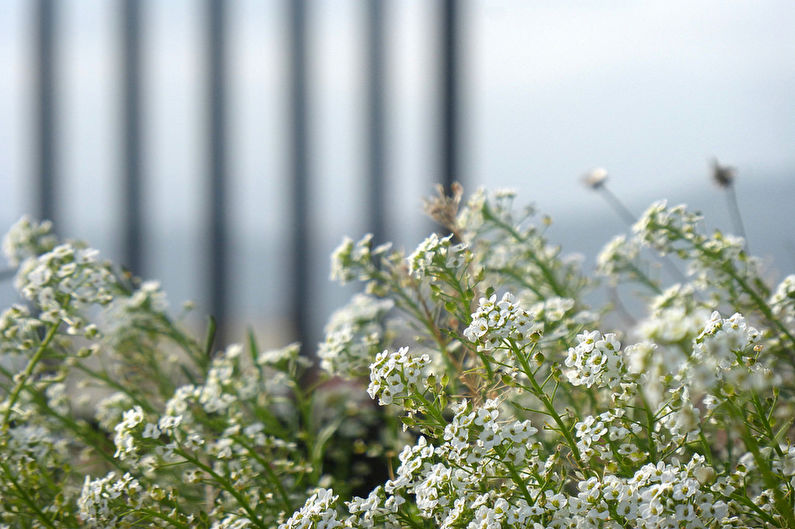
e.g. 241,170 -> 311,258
365,0 -> 387,247
440,0 -> 460,192
35,0 -> 57,226
288,0 -> 311,349
207,0 -> 229,348
122,0 -> 144,277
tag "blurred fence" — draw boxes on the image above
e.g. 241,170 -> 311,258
7,0 -> 464,349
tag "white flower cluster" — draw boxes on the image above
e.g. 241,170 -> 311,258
330,234 -> 382,285
632,200 -> 703,255
318,294 -> 394,378
574,409 -> 642,462
367,347 -> 435,406
15,242 -> 114,336
596,234 -> 640,280
564,330 -> 625,388
101,280 -> 168,345
463,293 -> 536,350
0,304 -> 43,361
113,405 -> 156,462
279,488 -> 340,529
1,215 -> 57,267
549,455 -> 730,528
441,399 -> 538,467
407,233 -> 468,280
770,274 -> 795,323
686,232 -> 761,291
339,400 -> 543,528
94,392 -> 136,433
685,311 -> 769,395
78,472 -> 144,528
638,284 -> 711,345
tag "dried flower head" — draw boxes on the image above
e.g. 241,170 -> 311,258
711,158 -> 736,188
423,182 -> 463,232
582,167 -> 608,189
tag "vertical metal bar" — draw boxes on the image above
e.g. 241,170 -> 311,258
35,0 -> 56,223
365,0 -> 386,246
287,0 -> 310,347
440,0 -> 459,192
122,0 -> 143,276
207,0 -> 228,346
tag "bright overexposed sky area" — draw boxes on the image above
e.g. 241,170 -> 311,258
1,0 -> 794,340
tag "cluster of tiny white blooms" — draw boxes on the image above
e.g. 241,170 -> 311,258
557,455 -> 729,528
624,341 -> 678,408
407,232 -> 469,279
463,292 -> 537,351
94,392 -> 136,433
632,200 -> 703,255
0,419 -> 81,525
441,399 -> 539,467
15,242 -> 114,336
564,330 -> 625,389
0,303 -> 43,362
330,234 -> 382,285
527,296 -> 574,324
637,283 -> 711,345
367,347 -> 436,407
596,234 -> 640,280
654,386 -> 702,445
100,279 -> 168,344
77,472 -> 144,528
575,409 -> 642,462
318,294 -> 394,377
686,232 -> 763,293
344,486 -> 402,529
455,188 -> 487,237
112,405 -> 155,462
1,215 -> 57,267
684,311 -> 771,396
211,514 -> 252,529
342,399 -> 548,528
279,488 -> 341,529
770,274 -> 795,324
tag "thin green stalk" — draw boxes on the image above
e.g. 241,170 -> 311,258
175,449 -> 266,529
231,435 -> 293,513
728,401 -> 795,528
2,322 -> 59,432
481,205 -> 567,297
0,459 -> 59,529
510,342 -> 588,474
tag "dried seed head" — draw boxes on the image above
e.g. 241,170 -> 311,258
583,168 -> 608,190
711,158 -> 736,188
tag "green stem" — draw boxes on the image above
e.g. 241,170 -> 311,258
0,459 -> 58,529
231,435 -> 293,513
176,449 -> 266,529
2,322 -> 60,432
482,205 -> 567,297
728,401 -> 795,528
510,342 -> 588,474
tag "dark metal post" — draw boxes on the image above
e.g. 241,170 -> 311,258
35,0 -> 56,224
207,0 -> 228,347
122,0 -> 143,276
440,0 -> 460,192
287,0 -> 311,348
365,0 -> 386,245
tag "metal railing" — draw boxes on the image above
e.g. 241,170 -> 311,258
16,0 -> 462,350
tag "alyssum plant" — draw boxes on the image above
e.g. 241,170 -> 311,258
0,185 -> 794,528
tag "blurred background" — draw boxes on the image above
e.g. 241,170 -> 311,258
1,0 -> 794,352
